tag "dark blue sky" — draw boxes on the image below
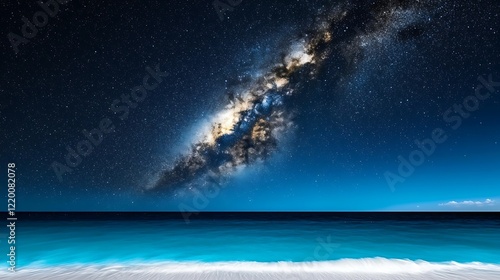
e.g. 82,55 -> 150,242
1,0 -> 499,211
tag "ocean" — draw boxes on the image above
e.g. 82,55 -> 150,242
3,213 -> 500,279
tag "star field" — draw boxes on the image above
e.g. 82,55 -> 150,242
0,0 -> 498,210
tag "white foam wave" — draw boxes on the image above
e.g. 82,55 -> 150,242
3,258 -> 500,280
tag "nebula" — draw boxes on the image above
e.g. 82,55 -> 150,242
147,0 -> 432,193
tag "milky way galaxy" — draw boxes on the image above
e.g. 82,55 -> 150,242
148,0 -> 433,194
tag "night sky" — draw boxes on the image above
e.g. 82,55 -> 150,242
1,0 -> 499,211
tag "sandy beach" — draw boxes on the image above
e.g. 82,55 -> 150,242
4,259 -> 500,280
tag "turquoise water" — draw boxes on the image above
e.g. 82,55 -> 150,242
13,218 -> 500,267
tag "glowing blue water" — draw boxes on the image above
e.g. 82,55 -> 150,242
13,218 -> 500,267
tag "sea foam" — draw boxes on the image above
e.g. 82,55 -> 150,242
3,258 -> 500,280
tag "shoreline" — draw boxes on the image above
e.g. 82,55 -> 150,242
4,259 -> 500,280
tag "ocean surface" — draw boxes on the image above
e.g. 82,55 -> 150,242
3,213 -> 500,279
